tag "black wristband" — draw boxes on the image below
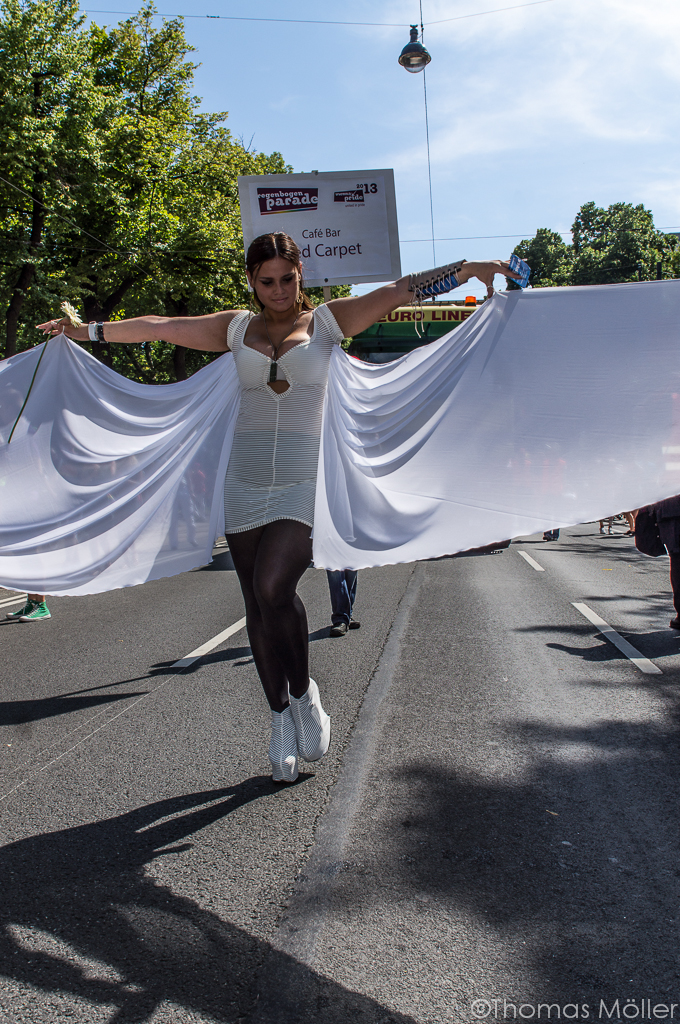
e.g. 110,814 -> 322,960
95,322 -> 107,344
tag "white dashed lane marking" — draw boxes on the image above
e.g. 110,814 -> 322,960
572,602 -> 662,675
172,617 -> 247,668
517,550 -> 545,572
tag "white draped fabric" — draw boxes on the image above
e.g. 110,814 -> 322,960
0,337 -> 240,595
313,281 -> 680,567
1,281 -> 679,596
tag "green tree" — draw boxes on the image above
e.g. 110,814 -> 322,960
510,228 -> 572,288
570,201 -> 676,284
0,1 -> 299,382
56,4 -> 291,372
0,0 -> 103,356
509,202 -> 678,289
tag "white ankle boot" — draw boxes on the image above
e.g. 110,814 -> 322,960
290,678 -> 331,762
269,705 -> 298,782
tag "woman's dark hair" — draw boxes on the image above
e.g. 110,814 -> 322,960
245,232 -> 315,312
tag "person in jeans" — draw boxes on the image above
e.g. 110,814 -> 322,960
326,570 -> 360,637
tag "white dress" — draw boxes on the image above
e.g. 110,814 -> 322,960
223,303 -> 345,533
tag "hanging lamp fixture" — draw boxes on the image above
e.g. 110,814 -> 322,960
398,24 -> 431,73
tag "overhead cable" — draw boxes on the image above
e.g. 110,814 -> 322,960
419,2 -> 436,264
401,228 -> 680,242
82,0 -> 562,29
401,232 -> 571,242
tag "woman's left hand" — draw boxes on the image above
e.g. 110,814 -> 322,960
459,260 -> 521,297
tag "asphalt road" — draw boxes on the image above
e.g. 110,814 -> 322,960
1,523 -> 680,1024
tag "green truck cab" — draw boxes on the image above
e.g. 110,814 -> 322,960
348,298 -> 481,363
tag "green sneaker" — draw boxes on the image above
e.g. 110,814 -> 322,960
6,601 -> 30,620
19,601 -> 51,622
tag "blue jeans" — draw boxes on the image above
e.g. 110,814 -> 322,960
326,569 -> 358,626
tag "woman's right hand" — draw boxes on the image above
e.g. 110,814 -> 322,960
36,317 -> 89,342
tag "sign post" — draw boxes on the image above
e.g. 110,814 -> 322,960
238,169 -> 401,288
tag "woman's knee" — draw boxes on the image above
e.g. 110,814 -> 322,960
254,573 -> 295,612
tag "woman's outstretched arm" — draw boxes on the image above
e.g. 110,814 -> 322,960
36,309 -> 241,352
327,259 -> 519,339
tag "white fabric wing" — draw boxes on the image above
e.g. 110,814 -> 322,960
313,281 -> 680,568
0,336 -> 239,595
2,281 -> 680,594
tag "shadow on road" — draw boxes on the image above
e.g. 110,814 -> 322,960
327,701 -> 680,1009
110,629 -> 332,686
518,613 -> 680,666
580,590 -> 673,616
0,783 -> 417,1024
0,690 -> 148,727
198,550 -> 236,572
546,638 -> 623,663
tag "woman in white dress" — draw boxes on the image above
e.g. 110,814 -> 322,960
39,233 -> 518,782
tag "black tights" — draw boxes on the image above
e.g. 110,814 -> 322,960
227,519 -> 313,712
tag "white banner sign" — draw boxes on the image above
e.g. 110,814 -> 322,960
237,169 -> 401,287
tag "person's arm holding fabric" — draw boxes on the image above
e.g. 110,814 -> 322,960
36,310 -> 239,351
37,259 -> 519,347
327,259 -> 519,339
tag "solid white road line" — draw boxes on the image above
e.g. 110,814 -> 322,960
0,593 -> 27,609
172,617 -> 247,668
572,602 -> 662,675
518,550 -> 545,572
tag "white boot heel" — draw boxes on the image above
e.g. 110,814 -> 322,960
269,705 -> 299,782
290,678 -> 331,763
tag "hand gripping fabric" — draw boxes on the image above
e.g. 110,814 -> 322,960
408,259 -> 466,301
290,678 -> 331,762
269,706 -> 299,782
507,254 -> 531,288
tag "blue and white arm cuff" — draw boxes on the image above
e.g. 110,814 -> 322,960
408,260 -> 466,299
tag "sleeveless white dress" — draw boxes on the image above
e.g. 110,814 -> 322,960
223,303 -> 345,533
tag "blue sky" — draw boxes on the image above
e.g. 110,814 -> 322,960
84,0 -> 680,298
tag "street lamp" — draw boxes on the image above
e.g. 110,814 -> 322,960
398,25 -> 431,73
